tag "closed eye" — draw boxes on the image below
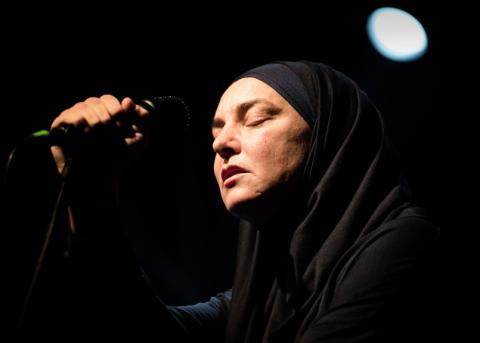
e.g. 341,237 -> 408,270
246,116 -> 268,127
244,104 -> 281,127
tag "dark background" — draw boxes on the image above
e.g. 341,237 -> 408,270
1,0 -> 456,336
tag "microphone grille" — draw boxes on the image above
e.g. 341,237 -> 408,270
138,96 -> 191,131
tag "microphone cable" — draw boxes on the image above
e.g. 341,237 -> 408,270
16,156 -> 72,329
6,95 -> 191,328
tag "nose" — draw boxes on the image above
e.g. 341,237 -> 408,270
212,124 -> 240,160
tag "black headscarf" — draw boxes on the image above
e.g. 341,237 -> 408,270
225,61 -> 420,342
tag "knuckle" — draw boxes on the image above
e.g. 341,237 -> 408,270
100,94 -> 116,102
85,97 -> 102,105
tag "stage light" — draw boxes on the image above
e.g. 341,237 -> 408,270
367,7 -> 428,62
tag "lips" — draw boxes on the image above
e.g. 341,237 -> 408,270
221,165 -> 248,183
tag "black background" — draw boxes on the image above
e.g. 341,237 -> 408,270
1,0 -> 458,336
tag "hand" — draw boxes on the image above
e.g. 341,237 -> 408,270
50,95 -> 150,175
49,95 -> 151,234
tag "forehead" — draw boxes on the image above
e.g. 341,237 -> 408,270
214,77 -> 291,116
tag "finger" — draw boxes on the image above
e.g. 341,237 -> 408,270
51,108 -> 87,129
122,97 -> 150,119
71,102 -> 102,130
124,132 -> 144,146
136,103 -> 150,118
84,97 -> 112,125
98,94 -> 126,131
99,94 -> 123,115
121,97 -> 136,113
51,112 -> 67,128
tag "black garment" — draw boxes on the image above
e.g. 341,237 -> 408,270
8,61 -> 440,342
169,207 -> 439,342
222,61 -> 440,342
164,61 -> 440,342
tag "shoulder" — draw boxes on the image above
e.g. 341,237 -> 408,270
354,205 -> 438,263
337,205 -> 439,288
309,206 -> 441,341
365,205 -> 439,259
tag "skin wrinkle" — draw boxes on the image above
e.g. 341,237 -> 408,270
41,61 -> 438,340
212,78 -> 312,226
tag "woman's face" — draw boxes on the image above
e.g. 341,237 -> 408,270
212,77 -> 312,224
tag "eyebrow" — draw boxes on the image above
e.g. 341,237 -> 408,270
211,98 -> 281,129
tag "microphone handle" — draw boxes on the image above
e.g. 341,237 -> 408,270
32,95 -> 190,154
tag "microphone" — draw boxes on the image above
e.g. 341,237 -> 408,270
136,95 -> 191,132
33,96 -> 191,153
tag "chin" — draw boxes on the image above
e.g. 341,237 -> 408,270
223,191 -> 259,218
225,192 -> 275,224
224,183 -> 294,224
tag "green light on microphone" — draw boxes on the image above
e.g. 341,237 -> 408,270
30,130 -> 50,138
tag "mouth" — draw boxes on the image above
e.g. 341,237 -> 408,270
221,165 -> 248,184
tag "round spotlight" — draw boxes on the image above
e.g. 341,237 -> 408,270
367,7 -> 428,62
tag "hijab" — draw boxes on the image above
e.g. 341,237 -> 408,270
225,61 -> 415,342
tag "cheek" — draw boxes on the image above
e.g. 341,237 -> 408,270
256,132 -> 308,181
254,136 -> 305,175
285,137 -> 309,168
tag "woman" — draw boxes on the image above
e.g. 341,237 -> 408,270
47,61 -> 439,341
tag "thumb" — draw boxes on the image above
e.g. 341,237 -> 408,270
122,97 -> 150,118
121,97 -> 136,112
